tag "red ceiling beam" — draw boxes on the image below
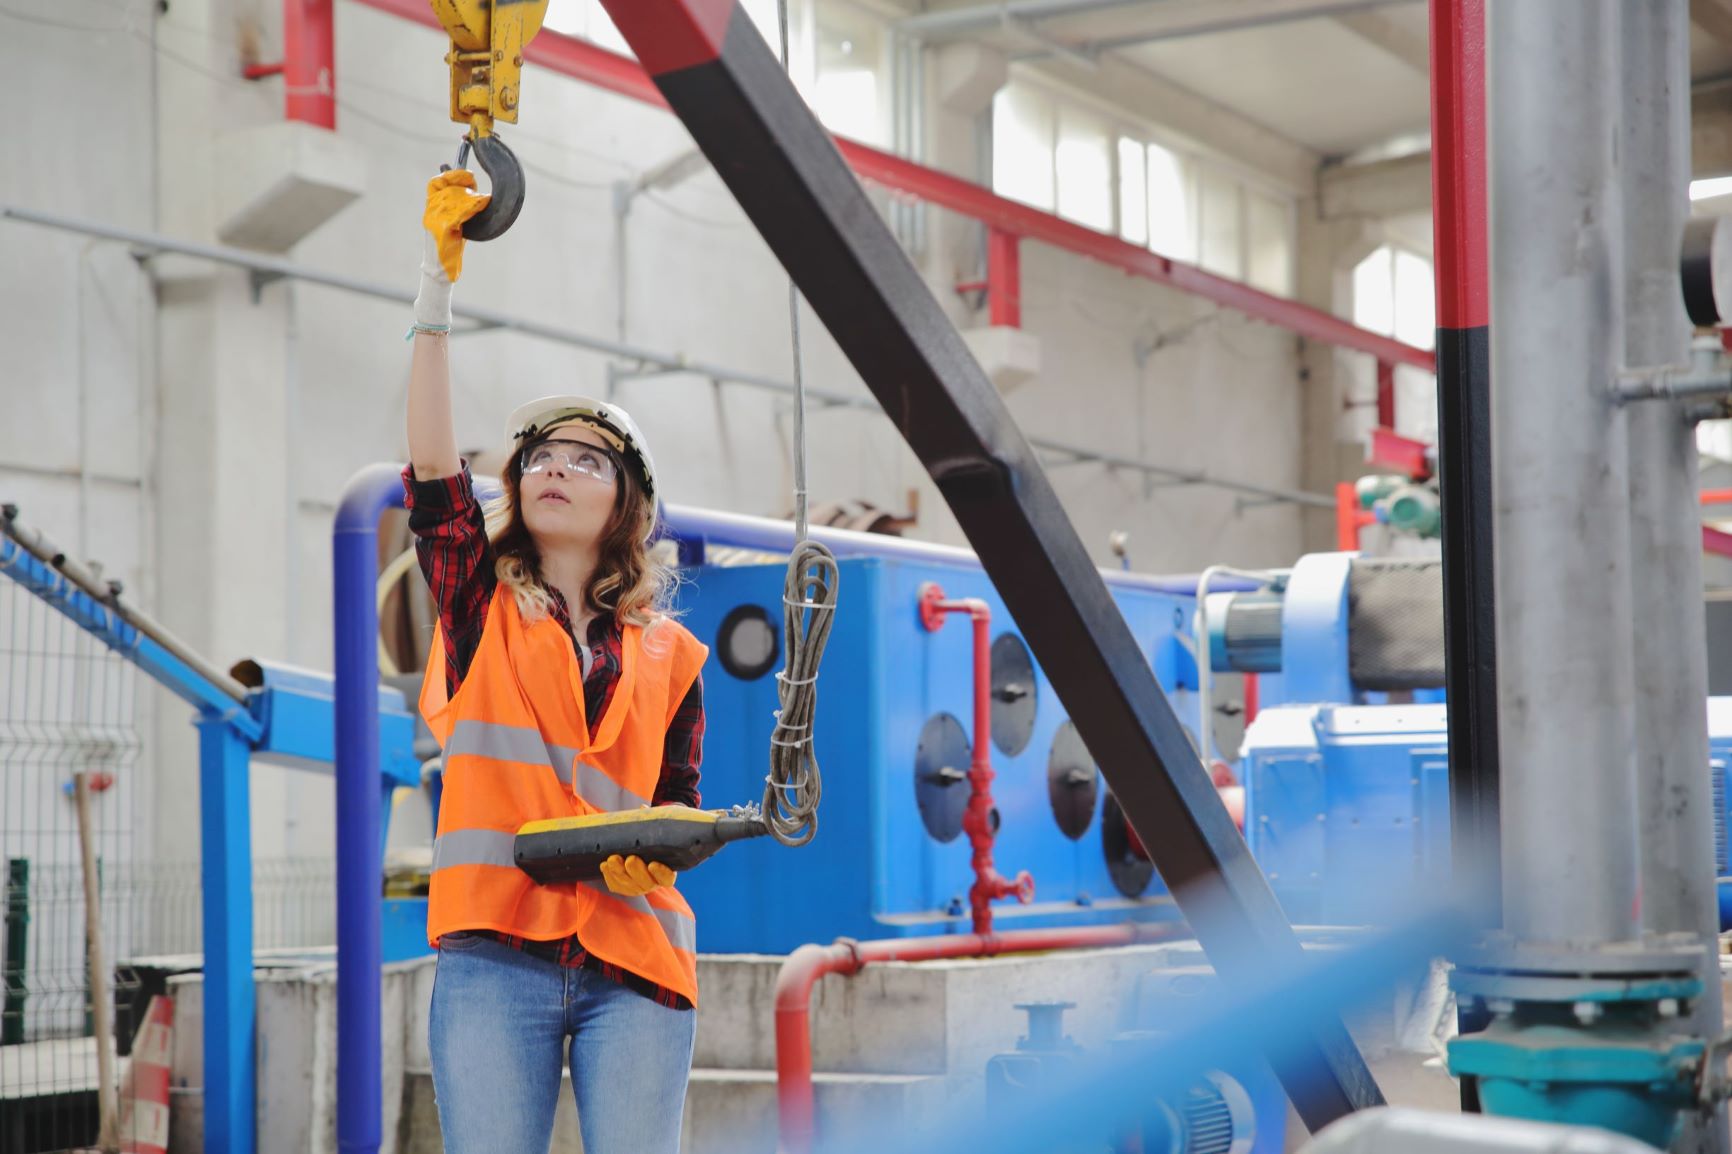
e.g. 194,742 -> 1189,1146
349,0 -> 1435,372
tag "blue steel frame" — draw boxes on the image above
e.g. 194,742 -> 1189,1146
1,518 -> 419,1154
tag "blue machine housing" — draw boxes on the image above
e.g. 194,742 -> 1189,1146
674,555 -> 1204,954
1241,703 -> 1451,926
1242,697 -> 1732,928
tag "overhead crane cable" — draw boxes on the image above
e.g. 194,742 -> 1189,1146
764,0 -> 837,848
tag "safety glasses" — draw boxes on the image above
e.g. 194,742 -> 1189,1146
519,438 -> 619,484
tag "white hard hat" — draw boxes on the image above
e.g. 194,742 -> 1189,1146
504,394 -> 658,503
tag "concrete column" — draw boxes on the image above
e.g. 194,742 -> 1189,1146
1490,0 -> 1639,945
1621,2 -> 1726,1148
1295,206 -> 1382,551
152,0 -> 303,866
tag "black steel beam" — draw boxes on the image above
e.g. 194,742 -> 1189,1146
599,0 -> 1384,1128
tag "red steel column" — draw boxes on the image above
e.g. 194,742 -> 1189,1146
1429,0 -> 1497,924
987,228 -> 1022,328
284,0 -> 336,128
1431,0 -> 1498,1113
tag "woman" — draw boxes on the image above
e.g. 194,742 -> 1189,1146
406,169 -> 709,1154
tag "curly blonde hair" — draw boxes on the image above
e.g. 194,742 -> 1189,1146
482,434 -> 674,630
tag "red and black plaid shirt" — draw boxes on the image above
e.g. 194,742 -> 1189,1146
403,463 -> 703,1010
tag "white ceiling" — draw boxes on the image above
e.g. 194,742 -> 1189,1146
1115,15 -> 1429,158
935,0 -> 1732,167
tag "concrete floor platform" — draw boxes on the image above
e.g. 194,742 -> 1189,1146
152,939 -> 1460,1154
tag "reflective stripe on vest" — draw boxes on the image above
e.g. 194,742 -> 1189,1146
431,829 -> 696,952
444,718 -> 651,811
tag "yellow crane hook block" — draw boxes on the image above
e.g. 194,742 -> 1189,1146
430,0 -> 548,136
427,0 -> 548,240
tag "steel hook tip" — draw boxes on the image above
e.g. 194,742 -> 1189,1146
461,132 -> 527,242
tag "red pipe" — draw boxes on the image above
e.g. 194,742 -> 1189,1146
284,0 -> 336,128
1375,361 -> 1396,430
1335,482 -> 1375,551
1243,673 -> 1259,726
919,585 -> 1034,934
1702,490 -> 1732,506
987,228 -> 1022,328
774,922 -> 1188,1154
349,0 -> 1434,372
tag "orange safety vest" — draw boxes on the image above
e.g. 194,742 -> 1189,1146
419,584 -> 710,1003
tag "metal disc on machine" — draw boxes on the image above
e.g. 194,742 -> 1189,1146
1101,791 -> 1155,898
715,603 -> 780,681
990,632 -> 1038,756
914,712 -> 971,843
1046,721 -> 1098,840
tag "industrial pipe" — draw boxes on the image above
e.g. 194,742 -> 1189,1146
919,585 -> 1034,933
333,463 -> 406,1154
773,923 -> 1189,1154
1333,483 -> 1375,552
1192,566 -> 1277,763
658,503 -> 1263,598
1620,4 -> 1727,1150
1490,0 -> 1639,945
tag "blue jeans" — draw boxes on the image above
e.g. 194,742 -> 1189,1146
428,931 -> 697,1154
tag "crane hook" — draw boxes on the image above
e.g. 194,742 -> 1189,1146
445,131 -> 526,242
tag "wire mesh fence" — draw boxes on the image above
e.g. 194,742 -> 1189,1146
1,566 -> 145,1152
0,572 -> 338,1152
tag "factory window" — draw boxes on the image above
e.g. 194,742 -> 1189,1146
1055,106 -> 1114,231
1353,245 -> 1439,441
1354,246 -> 1435,352
1197,166 -> 1243,280
812,1 -> 891,147
1145,141 -> 1197,263
1117,138 -> 1148,246
543,0 -> 631,51
993,82 -> 1058,212
993,80 -> 1295,292
1118,135 -> 1290,290
1246,189 -> 1295,297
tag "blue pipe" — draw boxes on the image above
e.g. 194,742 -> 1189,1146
1719,878 -> 1732,932
333,463 -> 406,1154
468,484 -> 1256,597
653,502 -> 1260,596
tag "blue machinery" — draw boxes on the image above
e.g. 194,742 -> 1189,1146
16,475 -> 1731,1152
330,471 -> 1732,1151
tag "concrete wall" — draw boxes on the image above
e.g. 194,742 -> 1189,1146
2,0 -> 1312,875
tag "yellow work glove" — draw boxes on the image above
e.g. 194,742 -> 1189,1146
599,854 -> 677,898
424,169 -> 490,282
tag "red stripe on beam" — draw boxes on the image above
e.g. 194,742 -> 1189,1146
1429,0 -> 1490,329
600,0 -> 735,77
1705,525 -> 1732,558
1368,427 -> 1431,479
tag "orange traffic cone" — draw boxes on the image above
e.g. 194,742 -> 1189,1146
117,995 -> 174,1154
